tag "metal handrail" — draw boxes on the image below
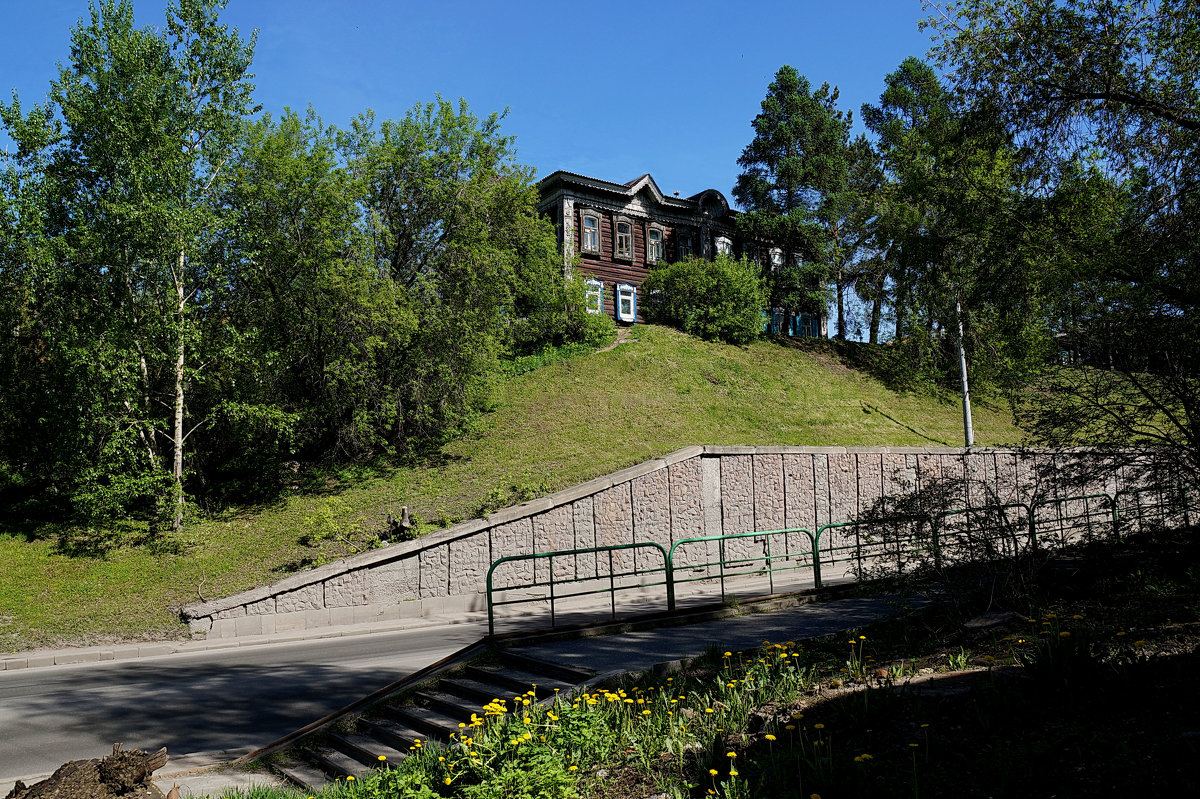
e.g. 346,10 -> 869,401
665,528 -> 816,606
483,482 -> 1194,633
485,541 -> 669,635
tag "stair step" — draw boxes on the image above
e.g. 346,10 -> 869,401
439,675 -> 512,706
497,650 -> 595,684
273,760 -> 329,792
328,731 -> 409,768
414,688 -> 486,724
383,703 -> 462,742
306,745 -> 370,780
464,664 -> 577,699
359,716 -> 427,752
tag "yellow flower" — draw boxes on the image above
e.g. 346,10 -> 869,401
346,776 -> 355,781
727,751 -> 736,758
1060,631 -> 1071,637
444,777 -> 452,786
765,734 -> 776,741
813,723 -> 825,729
730,769 -> 739,776
377,755 -> 387,761
709,769 -> 719,776
568,765 -> 578,772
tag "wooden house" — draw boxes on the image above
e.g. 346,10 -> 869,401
536,169 -> 826,337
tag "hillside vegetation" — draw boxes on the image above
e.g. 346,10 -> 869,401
0,326 -> 1022,651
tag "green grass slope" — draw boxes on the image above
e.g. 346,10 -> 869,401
0,325 -> 1022,651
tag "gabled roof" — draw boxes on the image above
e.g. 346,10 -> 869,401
537,170 -> 734,215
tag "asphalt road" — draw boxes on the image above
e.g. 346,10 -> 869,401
0,621 -> 487,784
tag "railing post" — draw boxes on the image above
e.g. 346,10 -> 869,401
810,528 -> 823,589
548,554 -> 556,629
1026,502 -> 1037,551
665,543 -> 676,612
930,514 -> 942,571
766,535 -> 775,595
609,549 -> 616,621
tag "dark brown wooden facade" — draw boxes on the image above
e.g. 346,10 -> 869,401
536,170 -> 826,336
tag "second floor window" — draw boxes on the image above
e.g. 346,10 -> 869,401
678,231 -> 693,260
582,214 -> 599,253
615,221 -> 632,259
647,228 -> 663,263
715,236 -> 733,256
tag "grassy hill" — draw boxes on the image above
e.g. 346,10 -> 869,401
0,325 -> 1023,651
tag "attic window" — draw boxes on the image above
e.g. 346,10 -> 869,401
582,212 -> 600,253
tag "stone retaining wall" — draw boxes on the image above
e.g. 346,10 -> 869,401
181,445 -> 1139,638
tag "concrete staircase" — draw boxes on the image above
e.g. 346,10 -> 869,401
272,649 -> 594,791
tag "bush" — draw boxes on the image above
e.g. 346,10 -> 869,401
641,255 -> 765,345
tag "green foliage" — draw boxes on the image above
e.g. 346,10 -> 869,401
734,65 -> 852,313
642,255 -> 766,345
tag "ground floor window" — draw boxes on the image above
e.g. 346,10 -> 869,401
584,278 -> 603,315
616,282 -> 637,323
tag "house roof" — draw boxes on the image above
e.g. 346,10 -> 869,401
537,170 -> 736,216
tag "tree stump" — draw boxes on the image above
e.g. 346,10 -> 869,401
5,744 -> 169,799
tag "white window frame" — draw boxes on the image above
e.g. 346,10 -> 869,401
615,217 -> 633,260
581,212 -> 600,254
583,278 -> 603,315
715,235 -> 733,256
769,247 -> 784,268
615,282 -> 637,324
646,226 -> 664,264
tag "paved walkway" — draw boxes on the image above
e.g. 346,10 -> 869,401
4,586 -> 913,798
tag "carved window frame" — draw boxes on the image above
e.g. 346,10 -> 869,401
646,223 -> 666,264
581,210 -> 601,254
715,235 -> 733,257
614,215 -> 633,261
584,277 -> 604,315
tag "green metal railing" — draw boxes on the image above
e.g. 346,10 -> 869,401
665,528 -> 816,607
485,542 -> 669,635
483,482 -> 1197,633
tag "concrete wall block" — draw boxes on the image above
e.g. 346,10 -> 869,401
245,597 -> 276,616
856,453 -> 884,516
720,455 -> 755,536
448,534 -> 491,596
814,455 -> 831,529
783,453 -> 815,532
632,468 -> 671,572
325,570 -> 369,608
668,458 -> 705,542
753,453 -> 786,531
966,452 -> 989,507
418,545 -> 451,598
276,583 -> 324,614
274,611 -> 307,633
532,504 -> 575,582
882,452 -> 910,497
595,483 -> 635,573
572,497 -> 598,578
701,456 -> 724,539
489,518 -> 534,590
212,604 -> 247,621
828,453 -> 857,525
367,556 -> 420,605
915,453 -> 942,493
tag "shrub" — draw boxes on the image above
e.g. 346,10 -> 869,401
642,255 -> 765,345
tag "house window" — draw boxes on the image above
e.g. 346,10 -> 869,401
715,236 -> 733,256
616,283 -> 637,323
582,213 -> 600,253
769,247 -> 784,268
678,230 -> 693,260
615,220 -> 632,259
647,228 -> 664,264
584,278 -> 603,315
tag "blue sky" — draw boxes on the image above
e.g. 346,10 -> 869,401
3,0 -> 935,206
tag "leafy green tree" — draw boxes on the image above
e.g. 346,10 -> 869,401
864,58 -> 1053,444
1,0 -> 256,527
642,255 -> 766,345
734,66 -> 851,321
928,0 -> 1200,472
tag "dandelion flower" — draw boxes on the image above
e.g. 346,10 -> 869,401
377,755 -> 387,761
765,734 -> 776,741
814,723 -> 825,729
730,769 -> 739,776
709,769 -> 719,776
